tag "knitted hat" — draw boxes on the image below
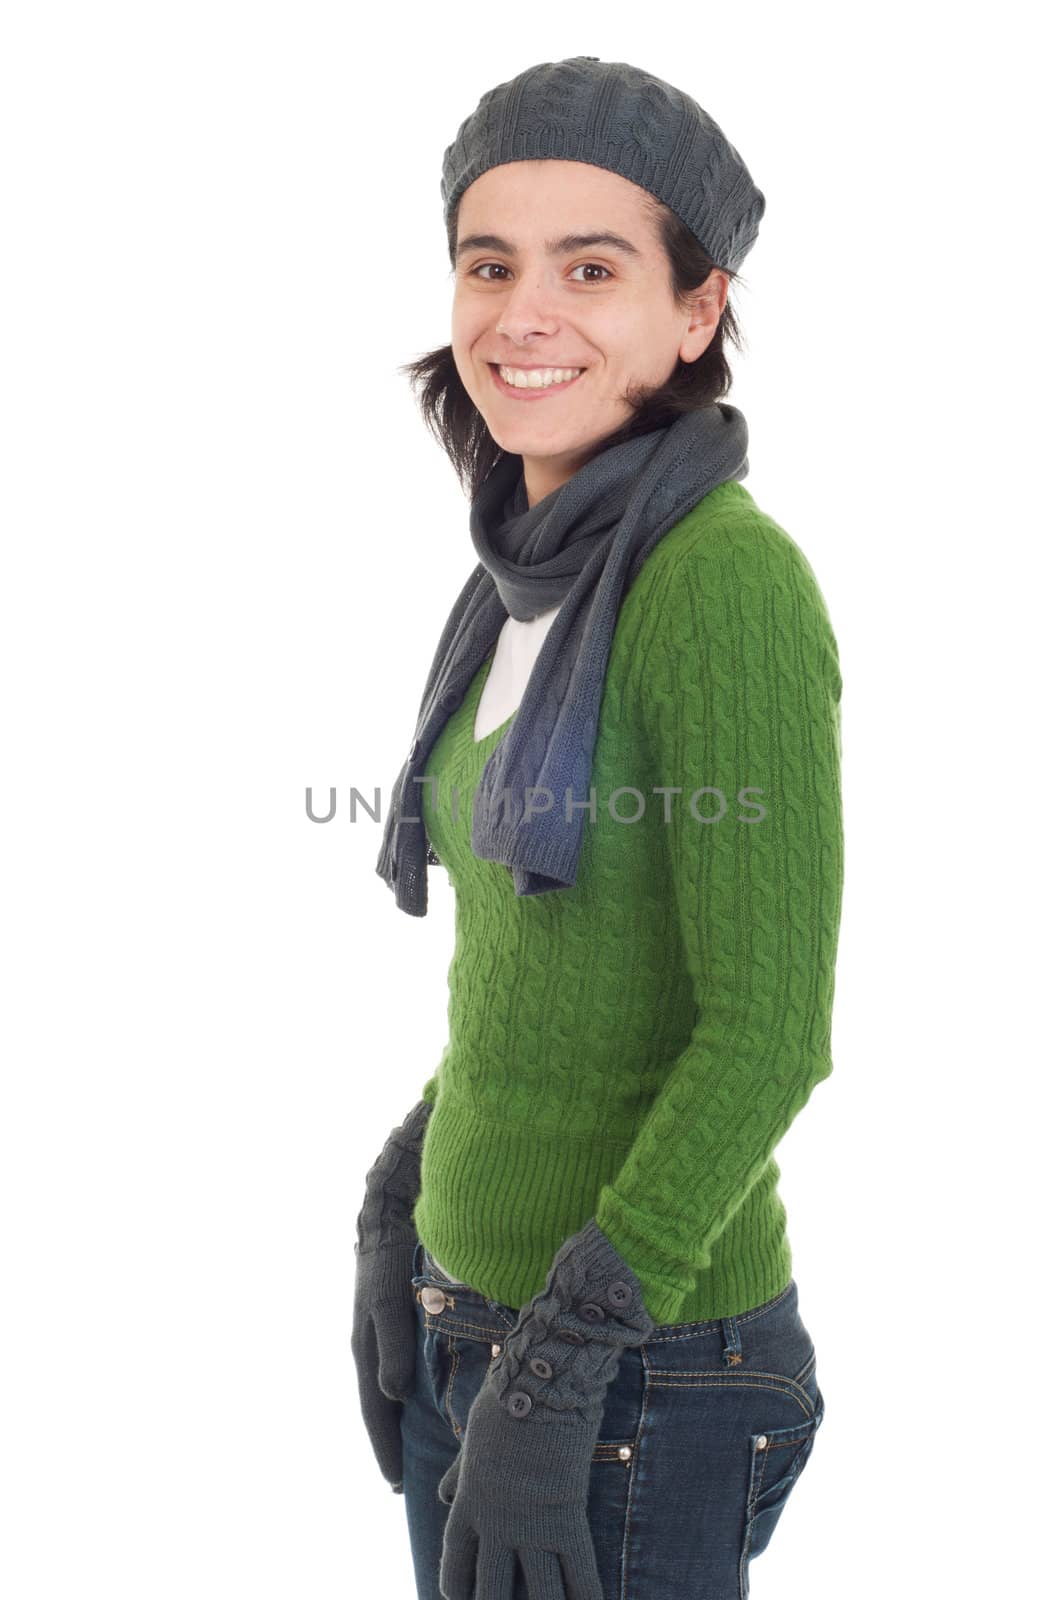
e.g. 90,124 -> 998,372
441,55 -> 765,274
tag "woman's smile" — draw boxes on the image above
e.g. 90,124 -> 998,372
488,362 -> 588,401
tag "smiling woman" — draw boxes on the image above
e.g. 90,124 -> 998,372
403,166 -> 750,505
352,54 -> 844,1600
445,160 -> 741,506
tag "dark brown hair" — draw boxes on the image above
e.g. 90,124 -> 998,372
397,187 -> 749,501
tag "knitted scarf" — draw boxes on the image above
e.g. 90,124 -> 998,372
376,403 -> 750,916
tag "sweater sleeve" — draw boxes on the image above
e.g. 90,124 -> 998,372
594,521 -> 844,1323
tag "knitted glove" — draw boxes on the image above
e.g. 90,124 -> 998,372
436,1218 -> 656,1600
351,1097 -> 433,1494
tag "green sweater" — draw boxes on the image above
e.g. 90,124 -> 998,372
411,480 -> 844,1323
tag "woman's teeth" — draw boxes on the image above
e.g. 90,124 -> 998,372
497,365 -> 584,389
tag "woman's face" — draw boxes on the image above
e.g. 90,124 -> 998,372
451,159 -> 727,506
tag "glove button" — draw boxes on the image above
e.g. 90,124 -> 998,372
506,1390 -> 533,1418
557,1328 -> 585,1345
578,1301 -> 606,1324
606,1280 -> 633,1309
530,1356 -> 553,1379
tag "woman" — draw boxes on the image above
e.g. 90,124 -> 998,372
352,56 -> 844,1600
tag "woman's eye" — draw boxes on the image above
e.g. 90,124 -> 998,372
570,263 -> 611,284
469,262 -> 612,284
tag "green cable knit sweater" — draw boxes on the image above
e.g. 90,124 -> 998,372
411,480 -> 844,1324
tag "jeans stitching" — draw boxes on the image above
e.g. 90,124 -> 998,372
791,1351 -> 816,1395
443,1334 -> 462,1439
646,1373 -> 818,1422
644,1280 -> 798,1341
620,1346 -> 653,1600
740,1441 -> 763,1578
422,1313 -> 514,1341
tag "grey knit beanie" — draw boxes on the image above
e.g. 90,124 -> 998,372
441,55 -> 765,273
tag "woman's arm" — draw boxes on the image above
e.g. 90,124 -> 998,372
595,517 -> 845,1323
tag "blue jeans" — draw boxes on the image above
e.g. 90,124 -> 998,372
401,1238 -> 825,1599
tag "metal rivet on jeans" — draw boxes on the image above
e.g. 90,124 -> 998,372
618,1445 -> 633,1460
506,1391 -> 533,1418
491,1343 -> 501,1358
420,1286 -> 446,1314
530,1357 -> 553,1379
755,1435 -> 768,1451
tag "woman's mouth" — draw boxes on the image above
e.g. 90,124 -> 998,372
489,363 -> 587,401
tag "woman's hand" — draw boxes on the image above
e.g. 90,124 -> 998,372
350,1098 -> 432,1493
437,1219 -> 656,1599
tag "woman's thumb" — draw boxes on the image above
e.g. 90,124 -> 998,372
437,1453 -> 462,1505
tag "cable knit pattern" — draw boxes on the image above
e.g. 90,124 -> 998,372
413,480 -> 843,1322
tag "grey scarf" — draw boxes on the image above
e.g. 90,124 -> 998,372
376,403 -> 750,916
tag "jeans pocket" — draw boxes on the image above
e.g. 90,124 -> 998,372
741,1382 -> 825,1569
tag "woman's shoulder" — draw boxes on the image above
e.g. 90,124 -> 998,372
622,479 -> 833,634
643,480 -> 826,597
614,479 -> 842,705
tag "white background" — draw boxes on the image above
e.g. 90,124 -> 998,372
2,4 -> 1058,1595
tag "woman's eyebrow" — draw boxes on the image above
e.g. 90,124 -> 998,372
455,230 -> 643,260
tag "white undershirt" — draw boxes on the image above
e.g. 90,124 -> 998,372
472,601 -> 564,741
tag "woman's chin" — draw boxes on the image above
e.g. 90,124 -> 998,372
481,411 -> 607,462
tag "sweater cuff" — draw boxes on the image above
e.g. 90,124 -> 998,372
595,1187 -> 701,1325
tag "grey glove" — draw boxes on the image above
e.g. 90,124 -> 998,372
351,1097 -> 432,1494
436,1217 -> 656,1600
